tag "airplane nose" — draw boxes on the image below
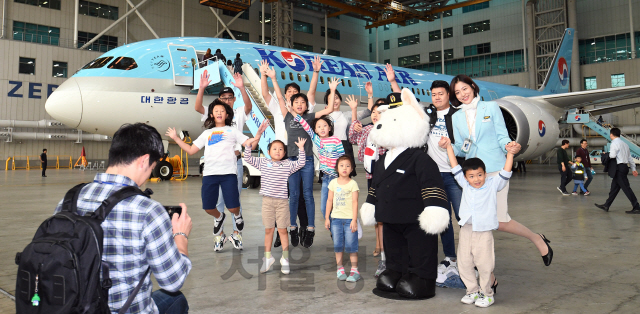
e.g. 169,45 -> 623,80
45,78 -> 82,128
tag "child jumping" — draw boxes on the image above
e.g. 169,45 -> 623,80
243,131 -> 307,274
571,156 -> 590,195
167,99 -> 262,250
441,136 -> 517,308
325,155 -> 360,282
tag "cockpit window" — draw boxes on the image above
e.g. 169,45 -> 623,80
82,57 -> 114,69
108,57 -> 138,70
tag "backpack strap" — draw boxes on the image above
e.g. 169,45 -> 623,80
61,183 -> 89,213
93,186 -> 151,222
117,267 -> 151,314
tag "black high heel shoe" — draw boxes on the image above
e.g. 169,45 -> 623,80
539,234 -> 553,266
491,278 -> 498,294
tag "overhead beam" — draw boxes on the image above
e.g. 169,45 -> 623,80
80,0 -> 151,49
428,0 -> 492,15
311,0 -> 378,18
327,10 -> 349,18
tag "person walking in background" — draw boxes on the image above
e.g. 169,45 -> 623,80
233,53 -> 243,75
556,140 -> 572,196
40,148 -> 47,177
574,139 -> 593,193
595,128 -> 639,213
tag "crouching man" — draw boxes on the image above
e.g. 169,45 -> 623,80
54,123 -> 193,314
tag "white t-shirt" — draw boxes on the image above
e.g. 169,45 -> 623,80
329,111 -> 349,141
427,107 -> 452,172
267,92 -> 288,144
193,126 -> 249,176
201,105 -> 248,151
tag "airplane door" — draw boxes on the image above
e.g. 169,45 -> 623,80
488,90 -> 499,100
168,44 -> 198,86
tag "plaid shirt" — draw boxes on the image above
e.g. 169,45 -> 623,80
348,121 -> 386,179
54,174 -> 192,314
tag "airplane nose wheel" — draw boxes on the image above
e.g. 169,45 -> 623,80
153,161 -> 174,181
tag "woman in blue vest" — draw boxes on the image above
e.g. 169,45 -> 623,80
448,75 -> 553,271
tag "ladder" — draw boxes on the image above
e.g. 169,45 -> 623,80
241,63 -> 275,127
566,109 -> 640,159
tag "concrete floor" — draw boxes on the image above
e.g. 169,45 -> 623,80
1,164 -> 640,313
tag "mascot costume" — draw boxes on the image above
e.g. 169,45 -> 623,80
361,89 -> 450,299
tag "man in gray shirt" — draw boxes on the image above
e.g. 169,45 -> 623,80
595,128 -> 639,213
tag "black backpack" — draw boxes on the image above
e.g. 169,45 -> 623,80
15,183 -> 151,314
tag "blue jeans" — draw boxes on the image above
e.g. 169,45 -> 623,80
573,180 -> 587,193
289,155 -> 315,228
584,167 -> 593,190
152,290 -> 188,314
216,158 -> 243,232
439,172 -> 463,258
321,173 -> 337,220
330,218 -> 359,253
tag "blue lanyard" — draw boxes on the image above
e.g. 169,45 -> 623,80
93,180 -> 132,188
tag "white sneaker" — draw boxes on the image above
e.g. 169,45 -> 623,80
475,293 -> 495,307
228,233 -> 243,250
280,257 -> 290,275
213,234 -> 226,252
260,256 -> 275,273
437,257 -> 456,274
461,292 -> 480,305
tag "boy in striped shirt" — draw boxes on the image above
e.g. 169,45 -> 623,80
244,136 -> 307,274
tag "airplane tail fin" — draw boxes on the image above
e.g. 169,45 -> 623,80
539,28 -> 574,94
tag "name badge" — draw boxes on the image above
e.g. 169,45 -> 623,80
482,116 -> 491,122
396,169 -> 405,174
462,138 -> 473,153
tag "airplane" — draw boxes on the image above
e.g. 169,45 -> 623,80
45,28 -> 640,171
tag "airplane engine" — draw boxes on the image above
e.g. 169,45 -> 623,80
494,97 -> 560,161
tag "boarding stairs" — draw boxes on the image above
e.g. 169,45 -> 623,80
566,109 -> 640,159
240,63 -> 275,128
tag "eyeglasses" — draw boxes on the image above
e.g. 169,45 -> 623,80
220,97 -> 235,101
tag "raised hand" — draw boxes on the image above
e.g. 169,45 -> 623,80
199,70 -> 212,90
257,119 -> 270,134
365,81 -> 373,95
266,66 -> 276,79
284,99 -> 295,115
438,136 -> 451,149
383,63 -> 396,83
259,59 -> 269,75
231,72 -> 244,89
345,95 -> 358,110
166,127 -> 179,140
312,55 -> 324,72
353,121 -> 362,132
328,77 -> 340,91
295,137 -> 307,149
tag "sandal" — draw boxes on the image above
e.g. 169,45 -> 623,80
373,249 -> 380,257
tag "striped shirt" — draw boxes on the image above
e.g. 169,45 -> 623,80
54,174 -> 192,314
244,146 -> 306,198
348,121 -> 386,179
295,114 -> 344,177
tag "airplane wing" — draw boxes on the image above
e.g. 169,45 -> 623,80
530,84 -> 640,108
585,101 -> 640,115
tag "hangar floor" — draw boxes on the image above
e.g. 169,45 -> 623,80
1,164 -> 640,313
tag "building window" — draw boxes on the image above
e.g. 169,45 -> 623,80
13,21 -> 60,45
578,33 -> 638,65
398,54 -> 420,67
259,11 -> 271,24
259,35 -> 271,45
223,9 -> 249,19
222,30 -> 250,41
444,49 -> 454,60
384,40 -> 390,50
384,59 -> 390,64
293,20 -> 313,34
584,77 -> 597,90
429,51 -> 441,62
293,42 -> 313,52
463,20 -> 490,35
443,27 -> 453,39
52,61 -> 67,78
408,49 -> 525,78
79,1 -> 118,20
321,27 -> 340,40
14,0 -> 60,10
321,48 -> 340,56
432,10 -> 452,19
406,18 -> 419,25
78,31 -> 118,51
369,43 -> 372,53
398,34 -> 419,47
464,43 -> 491,56
384,24 -> 390,31
463,1 -> 490,13
19,57 -> 35,75
429,28 -> 451,42
611,73 -> 625,87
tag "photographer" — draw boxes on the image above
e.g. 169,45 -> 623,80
54,123 -> 192,314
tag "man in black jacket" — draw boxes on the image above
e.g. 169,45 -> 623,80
422,80 -> 464,273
